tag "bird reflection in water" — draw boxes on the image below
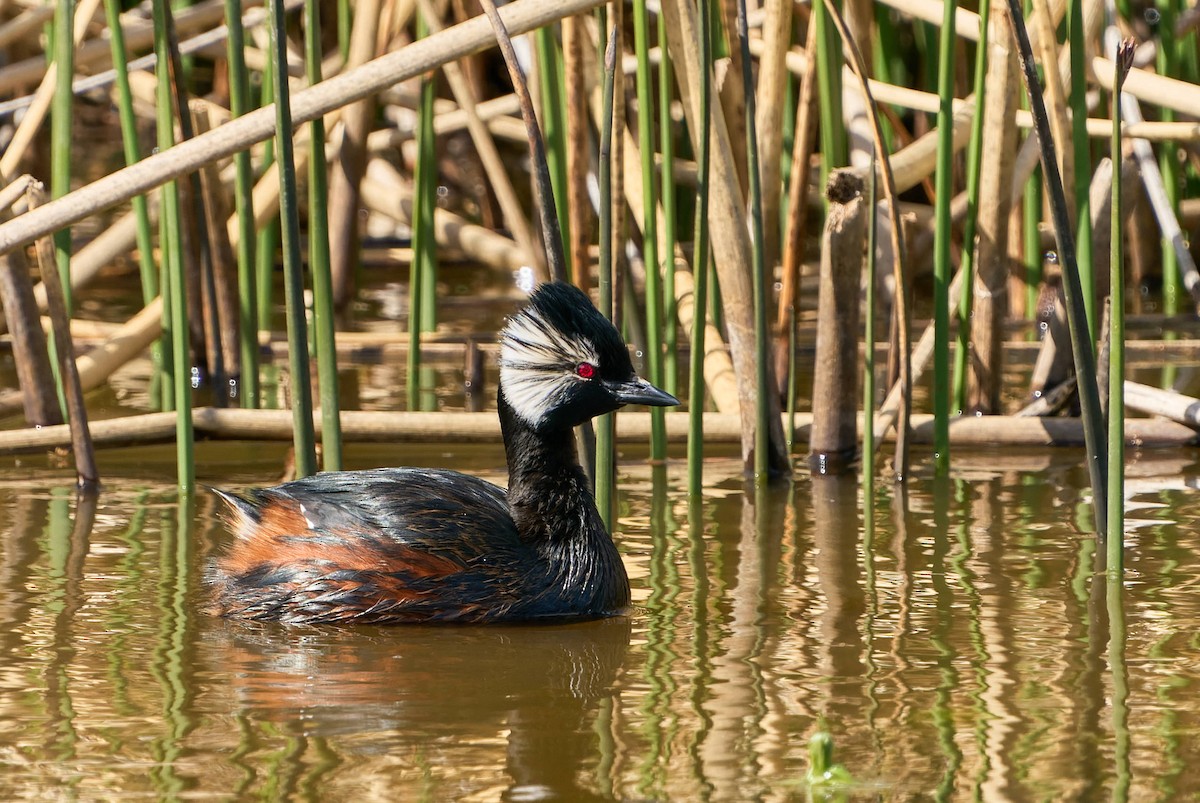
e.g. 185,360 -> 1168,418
202,616 -> 631,799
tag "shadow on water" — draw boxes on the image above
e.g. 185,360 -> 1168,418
2,451 -> 1200,798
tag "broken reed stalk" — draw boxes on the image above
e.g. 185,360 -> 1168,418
687,0 -> 712,499
1108,41 -> 1135,572
152,0 -> 193,489
267,0 -> 317,479
1005,0 -> 1107,532
225,0 -> 260,408
809,173 -> 866,473
28,184 -> 97,487
595,26 -> 618,530
931,0 -> 956,473
306,0 -> 344,471
951,0 -> 991,412
735,0 -> 773,483
821,0 -> 912,478
632,0 -> 666,460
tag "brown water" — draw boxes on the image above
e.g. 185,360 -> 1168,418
2,444 -> 1200,800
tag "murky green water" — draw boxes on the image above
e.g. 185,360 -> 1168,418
2,445 -> 1200,800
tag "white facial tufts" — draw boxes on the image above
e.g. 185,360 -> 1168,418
500,304 -> 599,428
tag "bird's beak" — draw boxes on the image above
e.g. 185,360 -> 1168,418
608,376 -> 680,407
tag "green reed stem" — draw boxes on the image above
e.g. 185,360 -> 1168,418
1023,168 -> 1043,322
633,0 -> 666,460
256,55 -> 278,333
736,0 -> 771,484
931,0 -> 957,474
306,0 -> 343,471
812,0 -> 847,181
338,0 -> 351,60
268,0 -> 316,478
152,0 -> 193,491
1108,42 -> 1134,571
1007,0 -> 1107,532
104,0 -> 157,308
952,0 -> 991,412
51,0 -> 74,314
535,27 -> 571,278
408,12 -> 437,412
596,27 -> 618,530
1068,0 -> 1094,338
660,21 -> 678,399
224,0 -> 259,408
863,157 -> 878,484
1156,0 -> 1180,389
687,0 -> 713,500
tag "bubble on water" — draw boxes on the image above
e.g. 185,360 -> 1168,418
1144,7 -> 1161,25
1045,250 -> 1058,265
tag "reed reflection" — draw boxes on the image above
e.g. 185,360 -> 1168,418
203,616 -> 631,800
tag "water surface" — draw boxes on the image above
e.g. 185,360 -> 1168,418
1,445 -> 1199,799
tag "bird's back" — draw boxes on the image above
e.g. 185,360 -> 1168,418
209,467 -> 543,624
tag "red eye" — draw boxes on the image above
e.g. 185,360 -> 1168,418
576,362 -> 596,379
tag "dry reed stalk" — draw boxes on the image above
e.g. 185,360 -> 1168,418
876,0 -> 984,38
1124,382 -> 1200,428
327,0 -> 386,310
575,16 -> 740,414
0,0 -> 255,98
755,0 -> 793,272
4,407 -> 1196,455
659,0 -> 791,473
1093,55 -> 1200,119
808,174 -> 866,471
0,6 -> 55,52
607,0 -> 626,329
28,185 -> 97,485
563,13 -> 591,287
418,0 -> 541,282
0,246 -> 60,425
967,3 -> 1019,413
0,0 -> 609,255
0,296 -> 161,419
361,158 -> 529,272
0,0 -> 103,182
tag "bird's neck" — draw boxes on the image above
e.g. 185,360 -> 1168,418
499,394 -> 594,544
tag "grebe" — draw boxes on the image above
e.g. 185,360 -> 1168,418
209,282 -> 678,624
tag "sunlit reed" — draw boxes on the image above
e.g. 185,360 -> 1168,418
305,0 -> 344,471
267,0 -> 317,479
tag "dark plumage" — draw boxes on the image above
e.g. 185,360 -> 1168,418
208,282 -> 679,624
